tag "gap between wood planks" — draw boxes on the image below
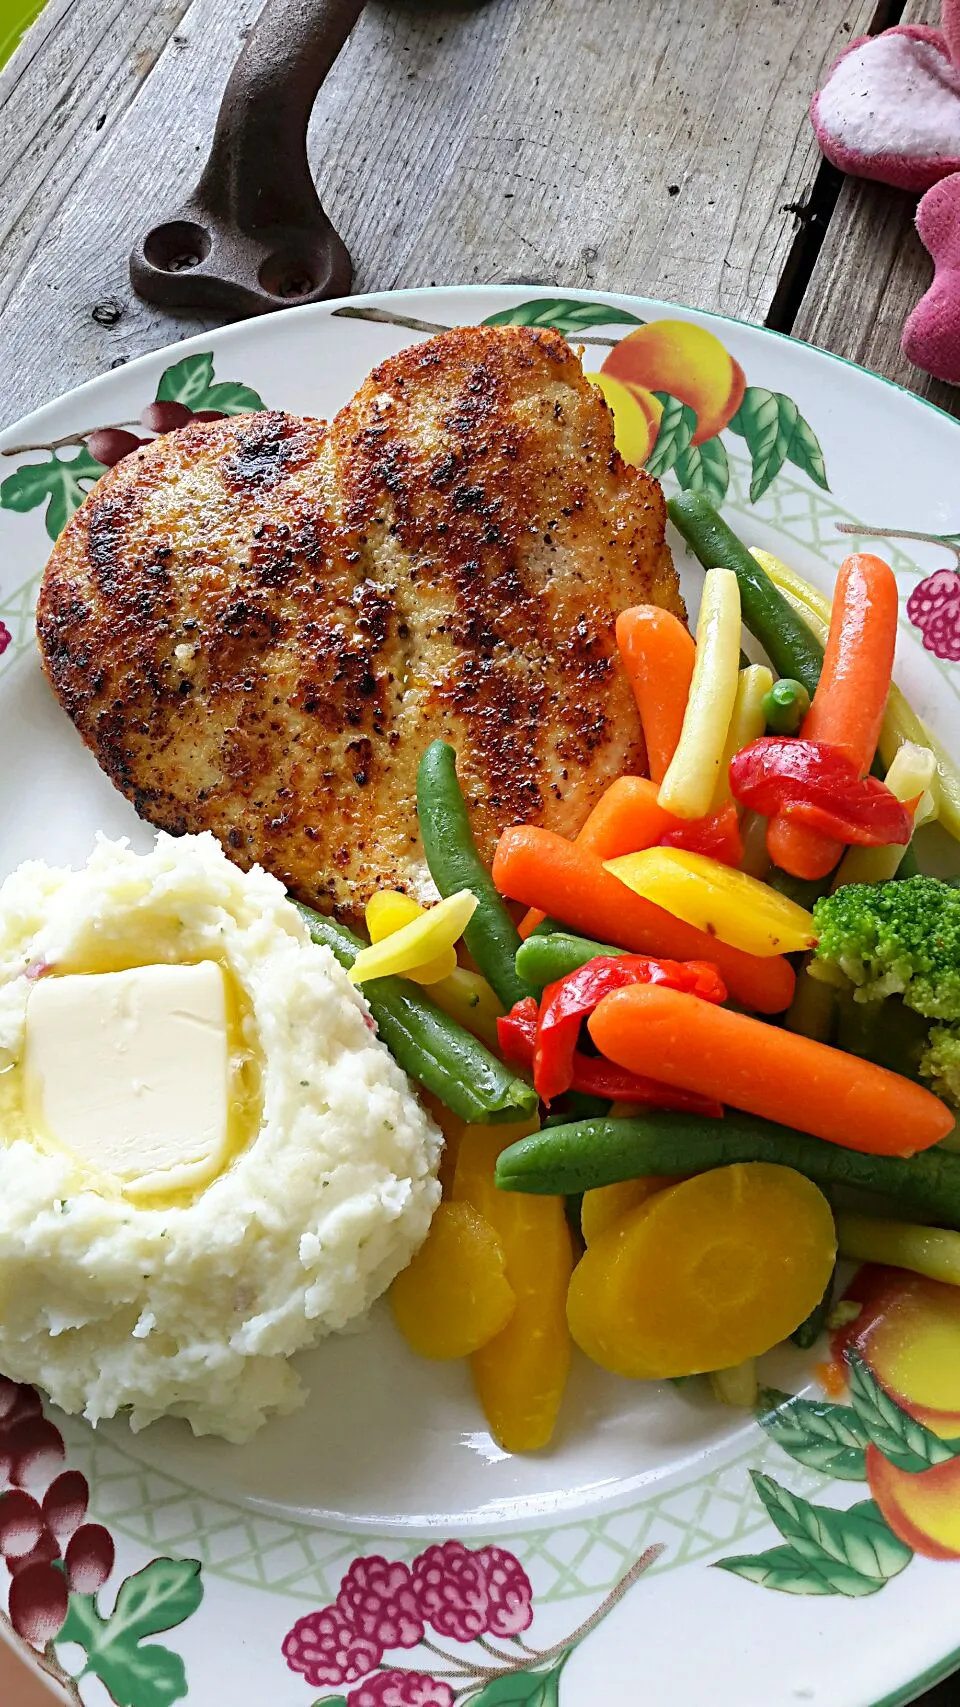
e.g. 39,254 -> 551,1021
765,0 -> 908,334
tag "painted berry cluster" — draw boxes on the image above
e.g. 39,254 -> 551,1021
282,1539 -> 662,1706
0,1376 -> 203,1707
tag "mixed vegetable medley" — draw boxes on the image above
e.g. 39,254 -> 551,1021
303,491 -> 960,1454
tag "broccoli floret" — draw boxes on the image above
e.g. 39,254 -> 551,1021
812,876 -> 960,1020
812,876 -> 960,1111
921,1028 -> 960,1108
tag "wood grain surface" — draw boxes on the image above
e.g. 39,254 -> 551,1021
792,0 -> 960,418
0,0 -> 878,428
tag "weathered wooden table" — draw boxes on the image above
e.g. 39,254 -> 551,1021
0,0 -> 958,1700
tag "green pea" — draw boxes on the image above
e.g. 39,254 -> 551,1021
762,677 -> 812,735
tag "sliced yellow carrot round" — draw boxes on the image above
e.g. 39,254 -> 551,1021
391,1202 -> 516,1360
567,1163 -> 836,1378
580,1177 -> 680,1244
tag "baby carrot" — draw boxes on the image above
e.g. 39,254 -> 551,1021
588,984 -> 954,1158
519,776 -> 673,938
493,825 -> 795,1014
767,555 -> 899,881
616,606 -> 696,784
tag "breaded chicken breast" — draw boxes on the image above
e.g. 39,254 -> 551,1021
37,325 -> 682,921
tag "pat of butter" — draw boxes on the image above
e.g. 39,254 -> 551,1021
24,962 -> 231,1198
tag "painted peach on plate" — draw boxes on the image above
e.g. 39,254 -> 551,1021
842,1267 -> 960,1429
588,372 -> 663,466
836,1267 -> 960,1561
600,321 -> 746,445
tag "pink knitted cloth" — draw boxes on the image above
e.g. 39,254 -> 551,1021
812,2 -> 960,192
812,2 -> 960,385
903,174 -> 960,385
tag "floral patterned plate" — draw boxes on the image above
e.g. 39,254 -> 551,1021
1,286 -> 960,1707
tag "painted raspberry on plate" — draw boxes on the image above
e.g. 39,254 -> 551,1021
411,1540 -> 490,1641
281,1539 -> 662,1704
473,1545 -> 534,1636
0,622 -> 10,658
348,1670 -> 455,1707
282,1605 -> 382,1687
907,570 -> 960,660
336,1555 -> 424,1649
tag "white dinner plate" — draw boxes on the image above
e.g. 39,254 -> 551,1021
2,286 -> 960,1707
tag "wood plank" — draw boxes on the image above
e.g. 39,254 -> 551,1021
0,0 -> 877,429
792,0 -> 960,418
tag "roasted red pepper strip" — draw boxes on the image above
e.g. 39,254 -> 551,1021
658,803 -> 744,867
533,954 -> 727,1103
729,738 -> 913,848
496,998 -> 722,1115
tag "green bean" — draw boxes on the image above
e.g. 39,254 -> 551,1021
791,1263 -> 836,1349
515,930 -> 620,992
762,677 -> 811,736
416,741 -> 535,1010
296,904 -> 537,1125
494,1109 -> 960,1228
667,492 -> 824,694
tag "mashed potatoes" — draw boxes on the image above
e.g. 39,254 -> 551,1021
0,833 -> 441,1441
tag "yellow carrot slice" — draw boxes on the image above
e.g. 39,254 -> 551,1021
658,568 -> 742,819
350,890 -> 477,984
604,846 -> 816,956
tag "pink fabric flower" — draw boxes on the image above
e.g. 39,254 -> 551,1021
281,1605 -> 381,1686
337,1555 -> 424,1650
474,1546 -> 534,1636
907,569 -> 960,659
348,1671 -> 455,1707
411,1540 -> 489,1642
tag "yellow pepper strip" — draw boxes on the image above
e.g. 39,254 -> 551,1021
836,1213 -> 960,1287
708,1359 -> 758,1408
712,663 -> 774,808
834,742 -> 939,888
658,567 -> 742,819
351,890 -> 477,985
605,846 -> 816,956
365,889 -> 458,985
754,547 -> 960,843
427,967 -> 505,1051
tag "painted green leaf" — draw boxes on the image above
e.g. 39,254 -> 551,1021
483,299 -> 644,337
473,1656 -> 569,1705
786,411 -> 829,490
757,1386 -> 868,1481
197,380 -> 266,415
645,395 -> 697,480
673,435 -> 730,505
155,353 -> 216,408
846,1349 -> 960,1472
715,1542 -> 880,1598
155,354 -> 265,414
750,1474 -> 912,1584
0,447 -> 105,540
311,1698 -> 348,1707
727,386 -> 828,501
58,1559 -> 203,1707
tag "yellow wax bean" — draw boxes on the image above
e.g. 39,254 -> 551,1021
658,567 -> 742,819
351,890 -> 476,985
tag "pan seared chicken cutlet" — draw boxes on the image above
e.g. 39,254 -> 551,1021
37,325 -> 682,922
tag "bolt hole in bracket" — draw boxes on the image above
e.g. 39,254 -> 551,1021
130,0 -> 365,317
